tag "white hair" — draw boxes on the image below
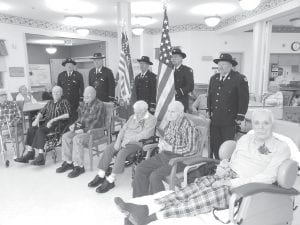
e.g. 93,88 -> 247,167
133,100 -> 148,110
52,85 -> 63,94
168,101 -> 184,113
84,86 -> 97,97
251,108 -> 274,124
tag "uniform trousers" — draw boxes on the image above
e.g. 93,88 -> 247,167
25,126 -> 55,150
97,143 -> 142,174
132,151 -> 183,198
61,131 -> 90,166
210,125 -> 235,159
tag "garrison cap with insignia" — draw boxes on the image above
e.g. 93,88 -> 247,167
171,48 -> 186,59
62,58 -> 77,66
213,53 -> 238,66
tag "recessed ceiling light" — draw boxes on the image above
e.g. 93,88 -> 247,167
191,2 -> 237,16
131,1 -> 163,14
63,15 -> 102,27
45,0 -> 96,14
0,2 -> 10,10
132,16 -> 154,26
27,39 -> 65,45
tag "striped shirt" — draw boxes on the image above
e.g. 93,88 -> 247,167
77,99 -> 105,132
0,100 -> 21,126
163,114 -> 198,156
40,99 -> 70,123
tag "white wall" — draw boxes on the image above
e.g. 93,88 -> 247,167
270,33 -> 300,53
141,31 -> 253,84
0,23 -> 118,92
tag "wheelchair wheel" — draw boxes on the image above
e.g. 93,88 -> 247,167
5,160 -> 9,167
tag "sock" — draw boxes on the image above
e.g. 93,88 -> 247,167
106,173 -> 116,183
67,161 -> 73,164
114,197 -> 149,224
98,169 -> 105,178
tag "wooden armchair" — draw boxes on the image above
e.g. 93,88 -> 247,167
88,102 -> 126,170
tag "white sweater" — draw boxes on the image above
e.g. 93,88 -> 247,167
229,133 -> 290,188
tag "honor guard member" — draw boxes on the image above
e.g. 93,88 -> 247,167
207,53 -> 249,159
171,48 -> 194,112
135,56 -> 157,114
57,58 -> 84,123
89,53 -> 115,102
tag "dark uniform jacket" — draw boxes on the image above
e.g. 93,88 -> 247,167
135,70 -> 157,109
174,64 -> 194,111
57,70 -> 84,111
207,70 -> 249,126
89,67 -> 115,102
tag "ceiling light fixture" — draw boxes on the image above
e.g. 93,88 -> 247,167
204,16 -> 221,27
290,18 -> 300,27
132,27 -> 144,36
0,2 -> 10,10
132,16 -> 153,26
45,46 -> 57,54
239,0 -> 261,11
76,28 -> 90,36
45,0 -> 96,14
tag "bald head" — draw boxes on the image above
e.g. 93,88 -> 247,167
251,109 -> 274,124
52,85 -> 63,102
84,86 -> 97,103
167,101 -> 184,121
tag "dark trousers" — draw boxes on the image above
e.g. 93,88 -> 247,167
210,125 -> 235,159
25,126 -> 54,150
132,151 -> 183,198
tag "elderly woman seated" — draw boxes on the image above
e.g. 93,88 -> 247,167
15,85 -> 37,103
15,86 -> 70,166
114,109 -> 291,225
0,90 -> 21,126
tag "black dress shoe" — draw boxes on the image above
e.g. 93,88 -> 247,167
14,151 -> 35,163
56,161 -> 74,173
30,154 -> 45,166
96,179 -> 115,193
68,166 -> 85,178
88,175 -> 105,187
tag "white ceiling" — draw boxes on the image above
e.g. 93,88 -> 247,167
0,0 -> 251,31
1,0 -> 299,42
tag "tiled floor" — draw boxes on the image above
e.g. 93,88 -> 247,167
1,149 -> 300,225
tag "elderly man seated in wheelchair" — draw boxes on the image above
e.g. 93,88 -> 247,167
87,100 -> 156,193
56,86 -> 106,178
114,109 -> 292,225
15,86 -> 70,166
132,101 -> 199,198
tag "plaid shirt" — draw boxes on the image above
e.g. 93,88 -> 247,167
0,100 -> 21,126
40,99 -> 70,123
76,99 -> 105,132
163,114 -> 198,156
154,170 -> 237,219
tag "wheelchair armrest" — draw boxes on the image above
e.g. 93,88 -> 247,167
139,136 -> 159,145
169,156 -> 220,166
231,183 -> 300,199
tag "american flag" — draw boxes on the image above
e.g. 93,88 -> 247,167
117,32 -> 134,104
155,7 -> 175,127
